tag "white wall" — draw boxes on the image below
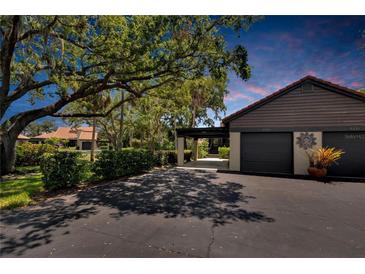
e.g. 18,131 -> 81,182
177,137 -> 184,166
293,131 -> 322,175
229,132 -> 240,171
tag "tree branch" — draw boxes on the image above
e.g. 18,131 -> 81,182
19,16 -> 58,41
7,80 -> 54,103
51,96 -> 135,118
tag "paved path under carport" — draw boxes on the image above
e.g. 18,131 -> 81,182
1,168 -> 365,258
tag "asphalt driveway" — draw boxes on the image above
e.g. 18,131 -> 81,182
1,168 -> 365,257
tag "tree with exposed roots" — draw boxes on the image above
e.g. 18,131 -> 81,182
0,15 -> 257,174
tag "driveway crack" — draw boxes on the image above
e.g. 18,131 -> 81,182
206,223 -> 216,258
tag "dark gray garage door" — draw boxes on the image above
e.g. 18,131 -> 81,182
323,132 -> 365,177
241,132 -> 293,174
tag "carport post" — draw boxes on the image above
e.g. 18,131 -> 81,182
193,138 -> 198,161
177,137 -> 184,166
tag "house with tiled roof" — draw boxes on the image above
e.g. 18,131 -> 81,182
30,127 -> 98,150
16,134 -> 30,144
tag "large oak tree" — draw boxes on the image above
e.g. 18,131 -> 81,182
0,15 -> 256,174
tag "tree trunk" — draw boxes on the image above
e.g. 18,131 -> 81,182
90,117 -> 96,162
117,90 -> 125,150
0,128 -> 20,175
191,107 -> 196,128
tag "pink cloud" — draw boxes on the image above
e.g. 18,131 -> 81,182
245,83 -> 270,96
327,76 -> 345,86
351,69 -> 361,77
351,82 -> 363,88
225,90 -> 255,102
305,70 -> 317,76
277,33 -> 302,49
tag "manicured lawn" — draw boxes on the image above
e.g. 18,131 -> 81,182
0,168 -> 43,209
0,164 -> 96,210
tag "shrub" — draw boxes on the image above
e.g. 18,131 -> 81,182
153,149 -> 192,166
218,147 -> 230,159
44,137 -> 68,147
99,145 -> 109,150
93,148 -> 155,180
184,150 -> 192,162
306,147 -> 344,169
198,140 -> 209,158
40,151 -> 88,190
16,142 -> 57,166
154,150 -> 176,166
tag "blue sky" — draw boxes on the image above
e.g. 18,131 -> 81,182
4,16 -> 365,127
218,15 -> 365,126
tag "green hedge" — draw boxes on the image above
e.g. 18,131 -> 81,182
93,148 -> 155,180
16,142 -> 57,166
40,151 -> 88,190
184,150 -> 192,162
154,150 -> 177,166
198,140 -> 209,158
154,150 -> 192,166
218,147 -> 230,159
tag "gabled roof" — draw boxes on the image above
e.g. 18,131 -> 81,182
33,127 -> 78,140
78,130 -> 98,141
32,127 -> 96,141
222,75 -> 365,124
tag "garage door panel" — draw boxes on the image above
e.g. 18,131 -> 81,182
241,132 -> 293,174
323,132 -> 365,177
244,152 -> 290,161
244,161 -> 291,173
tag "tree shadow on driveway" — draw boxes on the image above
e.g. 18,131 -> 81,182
0,168 -> 274,257
75,168 -> 274,225
0,199 -> 97,256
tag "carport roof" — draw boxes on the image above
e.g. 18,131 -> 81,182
176,127 -> 229,138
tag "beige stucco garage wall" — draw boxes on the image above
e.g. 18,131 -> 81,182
229,132 -> 240,171
294,132 -> 322,175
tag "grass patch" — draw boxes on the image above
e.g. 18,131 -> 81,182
0,173 -> 43,209
15,165 -> 41,174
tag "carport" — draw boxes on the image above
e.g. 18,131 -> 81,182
176,127 -> 229,166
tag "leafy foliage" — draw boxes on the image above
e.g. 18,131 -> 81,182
218,147 -> 230,159
306,147 -> 345,169
154,150 -> 178,166
23,120 -> 57,137
40,151 -> 88,190
92,148 -> 156,180
1,15 -> 258,174
16,142 -> 57,166
184,150 -> 193,162
44,137 -> 68,146
198,140 -> 209,158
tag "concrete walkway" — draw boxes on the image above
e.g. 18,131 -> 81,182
180,158 -> 229,170
1,168 -> 365,257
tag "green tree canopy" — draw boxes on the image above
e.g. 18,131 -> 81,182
0,15 -> 258,174
23,119 -> 56,136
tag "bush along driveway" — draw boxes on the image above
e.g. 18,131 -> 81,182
1,168 -> 365,258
